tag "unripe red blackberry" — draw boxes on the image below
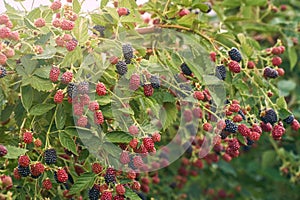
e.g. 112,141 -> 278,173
52,18 -> 61,28
272,56 -> 282,66
152,132 -> 161,142
13,168 -> 21,180
129,138 -> 138,149
49,66 -> 60,82
133,155 -> 144,168
18,155 -> 30,167
42,178 -> 53,190
77,115 -> 88,127
77,81 -> 89,94
96,82 -> 107,96
0,144 -> 8,157
233,115 -> 243,122
272,124 -> 285,140
0,14 -> 9,24
115,184 -> 126,196
143,137 -> 155,152
54,90 -> 64,103
228,47 -> 242,62
215,65 -> 226,80
143,83 -> 154,97
30,162 -> 45,178
101,191 -> 113,200
94,110 -> 104,125
249,131 -> 260,141
0,53 -> 7,65
50,0 -> 62,10
238,124 -> 250,137
128,125 -> 139,135
260,122 -> 272,132
88,101 -> 99,111
61,71 -> 73,84
34,18 -> 46,27
193,91 -> 205,101
0,27 -> 10,39
56,168 -> 68,183
203,122 -> 213,132
119,151 -> 130,164
247,61 -> 255,69
129,73 -> 140,90
92,163 -> 102,174
117,7 -> 130,16
60,19 -> 75,30
23,131 -> 33,144
291,119 -> 300,131
65,39 -> 78,51
228,61 -> 241,73
276,68 -> 285,76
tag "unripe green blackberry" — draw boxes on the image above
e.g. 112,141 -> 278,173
0,66 -> 6,78
180,63 -> 192,76
215,65 -> 226,80
116,61 -> 128,75
228,47 -> 242,62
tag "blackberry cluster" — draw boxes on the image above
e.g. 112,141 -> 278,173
180,63 -> 192,76
122,44 -> 134,64
150,75 -> 160,89
283,115 -> 294,124
215,65 -> 226,80
67,83 -> 78,98
104,173 -> 116,185
88,186 -> 100,200
224,119 -> 238,133
228,48 -> 242,62
116,61 -> 128,75
263,67 -> 278,78
261,109 -> 278,125
93,25 -> 105,37
77,81 -> 89,94
0,66 -> 6,78
18,165 -> 30,177
44,148 -> 57,165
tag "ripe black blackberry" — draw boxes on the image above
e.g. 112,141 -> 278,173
128,155 -> 137,170
77,81 -> 89,94
215,65 -> 226,80
18,165 -> 30,177
104,173 -> 116,185
31,173 -> 41,179
116,61 -> 128,75
180,63 -> 192,76
283,115 -> 294,124
224,119 -> 238,133
88,186 -> 100,200
0,66 -> 6,78
220,131 -> 228,139
263,67 -> 278,78
238,110 -> 246,120
44,148 -> 57,165
150,75 -> 160,89
228,47 -> 242,62
67,83 -> 78,98
122,44 -> 134,61
261,109 -> 277,125
93,25 -> 105,37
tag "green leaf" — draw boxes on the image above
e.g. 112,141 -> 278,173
24,17 -> 38,30
245,0 -> 267,6
28,76 -> 53,92
21,55 -> 38,75
34,65 -> 52,79
261,150 -> 277,169
160,103 -> 178,131
278,108 -> 292,120
288,46 -> 297,70
276,96 -> 287,110
59,131 -> 78,156
73,17 -> 89,45
104,131 -> 133,143
217,160 -> 237,177
61,47 -> 82,67
55,104 -> 66,130
21,86 -> 33,111
69,173 -> 96,195
192,3 -> 211,12
65,128 -> 79,137
100,0 -> 109,8
30,103 -> 55,116
125,189 -> 141,199
33,46 -> 56,59
72,0 -> 81,13
4,146 -> 28,159
277,80 -> 296,96
177,14 -> 196,27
